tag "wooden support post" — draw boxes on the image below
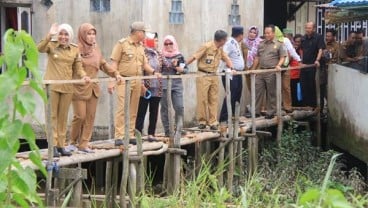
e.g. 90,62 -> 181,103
276,71 -> 283,144
217,141 -> 225,186
172,114 -> 183,193
233,102 -> 243,184
46,189 -> 59,207
165,77 -> 173,192
70,164 -> 84,207
112,159 -> 119,208
194,141 -> 202,176
128,163 -> 137,206
45,84 -> 55,206
108,85 -> 114,140
105,160 -> 113,208
135,130 -> 144,197
248,73 -> 258,176
225,71 -> 234,192
315,66 -> 321,147
120,80 -> 131,208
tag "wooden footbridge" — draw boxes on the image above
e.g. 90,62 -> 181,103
18,64 -> 320,207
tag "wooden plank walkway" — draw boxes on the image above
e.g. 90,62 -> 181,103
17,110 -> 315,170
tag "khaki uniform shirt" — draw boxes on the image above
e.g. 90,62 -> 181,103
192,41 -> 230,73
110,36 -> 148,76
38,36 -> 86,93
257,39 -> 287,69
325,41 -> 339,64
73,52 -> 119,100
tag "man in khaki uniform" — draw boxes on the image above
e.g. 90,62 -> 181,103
186,30 -> 233,130
109,21 -> 158,145
251,24 -> 286,119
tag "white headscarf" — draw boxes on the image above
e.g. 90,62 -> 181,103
57,23 -> 74,45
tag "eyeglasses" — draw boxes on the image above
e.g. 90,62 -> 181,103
164,42 -> 173,46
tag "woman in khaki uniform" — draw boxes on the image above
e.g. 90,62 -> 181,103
69,23 -> 122,153
38,23 -> 90,157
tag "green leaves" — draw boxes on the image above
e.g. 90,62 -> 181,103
0,29 -> 46,207
3,29 -> 24,70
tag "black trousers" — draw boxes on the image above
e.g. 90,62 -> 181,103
135,96 -> 161,135
220,75 -> 243,122
300,68 -> 317,108
290,78 -> 303,107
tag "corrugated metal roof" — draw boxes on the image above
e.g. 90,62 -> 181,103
330,0 -> 368,7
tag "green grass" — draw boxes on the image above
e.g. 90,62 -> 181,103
136,122 -> 368,208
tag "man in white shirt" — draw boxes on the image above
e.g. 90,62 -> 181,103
219,26 -> 244,123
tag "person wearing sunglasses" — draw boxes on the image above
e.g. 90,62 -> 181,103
160,35 -> 188,137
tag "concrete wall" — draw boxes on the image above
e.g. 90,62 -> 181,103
328,64 -> 368,162
26,0 -> 264,135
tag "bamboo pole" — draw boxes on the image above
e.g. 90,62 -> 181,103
128,163 -> 136,206
315,66 -> 321,147
233,102 -> 243,184
225,71 -> 234,192
105,160 -> 113,208
172,114 -> 183,193
70,163 -> 83,207
248,73 -> 258,176
23,64 -> 316,86
45,84 -> 56,206
111,158 -> 119,208
120,80 -> 131,208
135,130 -> 144,207
217,142 -> 225,186
276,71 -> 283,144
164,78 -> 173,192
108,85 -> 114,140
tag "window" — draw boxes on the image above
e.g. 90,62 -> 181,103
90,0 -> 110,12
228,0 -> 240,25
169,0 -> 184,24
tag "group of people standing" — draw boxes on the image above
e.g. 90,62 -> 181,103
39,20 -> 349,157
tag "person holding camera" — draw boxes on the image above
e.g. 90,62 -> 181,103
160,35 -> 188,137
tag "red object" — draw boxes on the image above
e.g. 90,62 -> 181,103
144,38 -> 155,48
290,48 -> 303,80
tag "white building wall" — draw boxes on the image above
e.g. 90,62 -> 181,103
24,0 -> 264,135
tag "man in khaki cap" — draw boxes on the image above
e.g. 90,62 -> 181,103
109,21 -> 160,145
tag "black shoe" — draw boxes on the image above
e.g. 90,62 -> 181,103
265,114 -> 275,119
115,139 -> 124,146
115,138 -> 137,146
285,109 -> 293,114
129,139 -> 137,145
210,125 -> 218,130
57,147 -> 72,157
198,124 -> 206,129
53,147 -> 60,157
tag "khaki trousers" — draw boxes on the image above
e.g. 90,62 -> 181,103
115,80 -> 141,138
196,76 -> 219,126
282,71 -> 292,111
70,95 -> 98,149
255,73 -> 276,115
50,91 -> 73,147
